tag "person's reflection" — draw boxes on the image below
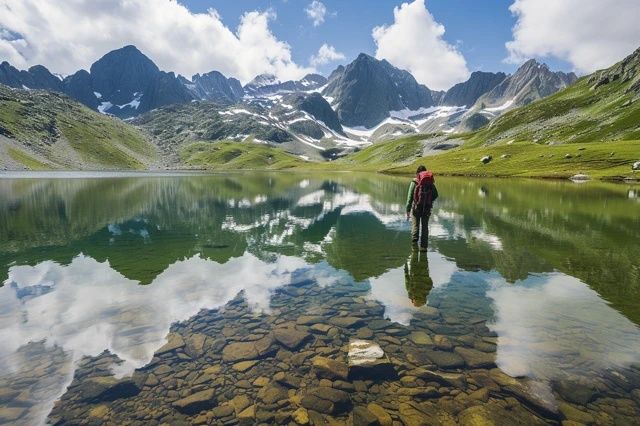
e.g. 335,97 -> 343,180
404,248 -> 433,307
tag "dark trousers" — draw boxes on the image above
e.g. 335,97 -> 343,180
411,211 -> 431,248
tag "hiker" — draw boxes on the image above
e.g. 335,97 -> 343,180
405,165 -> 438,250
404,247 -> 433,307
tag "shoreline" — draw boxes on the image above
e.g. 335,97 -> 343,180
1,167 -> 639,184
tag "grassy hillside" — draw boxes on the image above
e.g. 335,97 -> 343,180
0,85 -> 156,170
179,141 -> 304,170
463,76 -> 640,147
386,138 -> 638,179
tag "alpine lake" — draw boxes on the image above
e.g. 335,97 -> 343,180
0,172 -> 639,426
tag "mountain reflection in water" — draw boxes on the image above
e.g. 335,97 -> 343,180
0,172 -> 639,425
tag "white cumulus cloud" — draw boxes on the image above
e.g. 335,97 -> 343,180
372,0 -> 469,91
310,44 -> 345,67
506,0 -> 640,73
305,0 -> 327,27
0,0 -> 312,83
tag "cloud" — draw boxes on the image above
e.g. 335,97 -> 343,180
372,0 -> 469,91
0,0 -> 312,83
506,0 -> 640,73
310,43 -> 345,67
305,0 -> 327,27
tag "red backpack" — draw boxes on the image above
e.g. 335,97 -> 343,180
412,171 -> 435,215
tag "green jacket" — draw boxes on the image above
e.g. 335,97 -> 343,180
405,179 -> 439,213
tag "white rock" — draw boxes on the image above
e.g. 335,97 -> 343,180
348,340 -> 385,366
632,161 -> 640,171
570,174 -> 590,182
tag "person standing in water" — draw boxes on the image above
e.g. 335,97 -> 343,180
405,165 -> 438,250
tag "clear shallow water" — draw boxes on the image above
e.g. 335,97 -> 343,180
0,173 -> 639,425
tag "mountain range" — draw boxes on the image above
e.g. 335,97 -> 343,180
0,45 -> 575,131
1,44 -> 638,178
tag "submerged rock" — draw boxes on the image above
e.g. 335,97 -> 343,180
157,333 -> 185,354
454,347 -> 496,369
78,377 -> 140,402
409,331 -> 433,345
312,356 -> 349,381
171,389 -> 216,414
222,334 -> 275,362
273,327 -> 311,350
348,340 -> 396,380
367,402 -> 393,426
301,387 -> 351,415
419,349 -> 465,369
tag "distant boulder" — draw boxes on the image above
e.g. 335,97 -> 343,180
570,174 -> 590,182
633,161 -> 640,171
481,155 -> 492,164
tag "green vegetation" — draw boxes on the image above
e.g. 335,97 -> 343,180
179,141 -> 304,170
384,138 -> 639,179
335,134 -> 425,170
464,77 -> 640,147
7,147 -> 49,170
0,85 -> 156,169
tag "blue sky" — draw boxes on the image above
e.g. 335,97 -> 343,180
185,0 -> 569,76
1,0 -> 638,90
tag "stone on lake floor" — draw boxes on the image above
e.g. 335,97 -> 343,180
352,406 -> 380,425
78,376 -> 141,402
409,331 -> 433,345
156,333 -> 186,354
273,371 -> 302,388
171,388 -> 216,414
273,327 -> 311,350
367,402 -> 393,426
312,356 -> 349,381
433,335 -> 453,350
257,383 -> 289,404
231,394 -> 252,414
554,380 -> 598,405
310,323 -> 333,334
185,333 -> 208,357
329,316 -> 364,328
296,315 -> 324,325
237,404 -> 256,424
232,360 -> 258,372
558,402 -> 595,424
367,319 -> 390,330
222,334 -> 275,362
418,349 -> 464,370
503,380 -> 559,420
301,387 -> 352,415
454,347 -> 496,369
348,340 -> 397,380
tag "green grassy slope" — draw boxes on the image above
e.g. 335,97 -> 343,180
179,141 -> 304,170
385,138 -> 638,179
0,85 -> 156,169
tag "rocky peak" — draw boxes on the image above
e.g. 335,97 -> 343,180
589,46 -> 640,93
